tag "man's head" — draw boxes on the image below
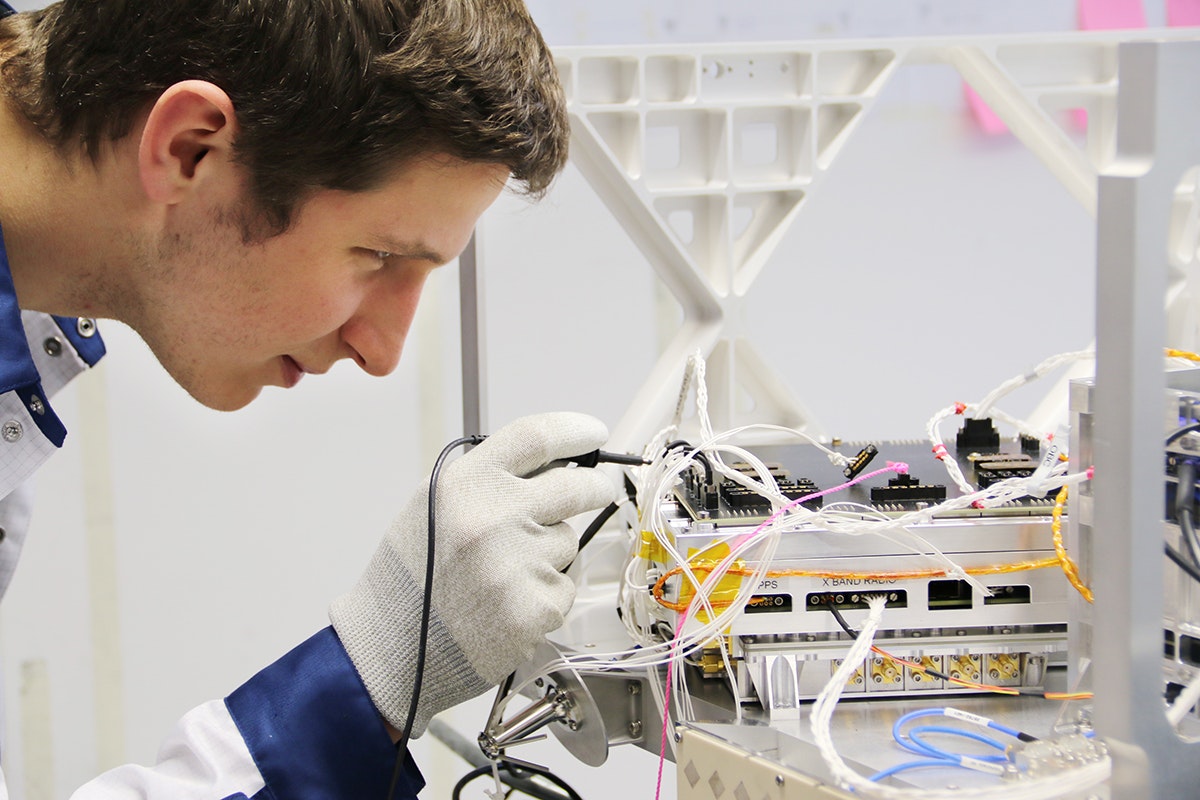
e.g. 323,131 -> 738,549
0,0 -> 568,236
0,0 -> 568,411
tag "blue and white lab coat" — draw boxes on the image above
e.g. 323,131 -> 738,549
0,235 -> 423,794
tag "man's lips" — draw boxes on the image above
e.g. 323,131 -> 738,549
281,355 -> 306,388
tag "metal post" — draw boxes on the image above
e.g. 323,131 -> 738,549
459,231 -> 487,438
1093,40 -> 1200,798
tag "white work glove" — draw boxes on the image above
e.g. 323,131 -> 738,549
330,412 -> 614,738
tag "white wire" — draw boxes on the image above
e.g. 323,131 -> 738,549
975,349 -> 1095,420
925,404 -> 976,495
810,596 -> 1111,799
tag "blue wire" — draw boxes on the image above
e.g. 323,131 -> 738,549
868,758 -> 959,783
892,709 -> 954,757
983,719 -> 1025,740
907,725 -> 1008,763
884,706 -> 1026,785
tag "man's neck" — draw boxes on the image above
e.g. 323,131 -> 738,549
0,97 -> 145,319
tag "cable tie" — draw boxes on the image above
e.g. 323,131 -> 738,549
932,444 -> 948,461
971,500 -> 986,509
1047,432 -> 1055,441
1086,466 -> 1095,480
954,402 -> 967,415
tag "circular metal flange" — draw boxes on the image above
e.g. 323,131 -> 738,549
513,640 -> 609,766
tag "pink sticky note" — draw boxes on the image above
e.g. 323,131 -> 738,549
963,0 -> 1148,135
964,84 -> 1008,136
1071,0 -> 1146,129
1078,0 -> 1147,30
1169,0 -> 1200,25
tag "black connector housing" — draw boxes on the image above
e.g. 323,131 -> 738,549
721,478 -> 822,510
870,474 -> 947,504
956,417 -> 1001,451
842,444 -> 879,479
976,460 -> 1038,488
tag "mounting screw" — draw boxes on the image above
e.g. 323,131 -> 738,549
534,678 -> 544,688
629,720 -> 643,738
674,731 -> 683,743
775,775 -> 785,786
567,720 -> 579,731
628,682 -> 641,696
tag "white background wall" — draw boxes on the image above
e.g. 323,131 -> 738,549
0,1 -> 1169,798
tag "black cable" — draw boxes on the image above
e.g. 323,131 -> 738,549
1176,461 -> 1200,570
418,437 -> 617,800
825,599 -> 859,639
822,598 -> 961,687
567,449 -> 648,468
451,762 -> 585,800
1182,508 -> 1200,571
1167,421 -> 1200,447
664,439 -> 713,486
575,502 -> 619,557
564,468 -> 641,573
388,435 -> 485,799
1167,542 -> 1200,584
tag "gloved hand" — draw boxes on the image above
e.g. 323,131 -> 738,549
330,412 -> 615,739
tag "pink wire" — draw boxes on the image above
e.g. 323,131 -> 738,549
654,613 -> 686,800
729,461 -> 908,553
652,461 -> 908,798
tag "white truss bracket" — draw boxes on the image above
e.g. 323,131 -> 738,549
553,30 -> 1199,452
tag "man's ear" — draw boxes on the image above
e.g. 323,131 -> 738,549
137,80 -> 236,205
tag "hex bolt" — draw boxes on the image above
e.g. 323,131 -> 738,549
629,721 -> 643,738
628,682 -> 641,696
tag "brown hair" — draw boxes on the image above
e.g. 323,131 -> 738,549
0,0 -> 568,234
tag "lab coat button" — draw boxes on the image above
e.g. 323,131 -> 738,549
1,421 -> 21,443
77,318 -> 97,338
43,337 -> 62,357
28,396 -> 43,416
0,527 -> 7,542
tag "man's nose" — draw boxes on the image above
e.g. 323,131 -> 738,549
342,269 -> 429,377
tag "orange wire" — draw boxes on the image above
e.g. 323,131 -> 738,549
867,644 -> 1092,700
651,557 -> 1062,613
1052,484 -> 1093,603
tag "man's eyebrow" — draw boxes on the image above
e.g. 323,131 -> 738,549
377,239 -> 450,265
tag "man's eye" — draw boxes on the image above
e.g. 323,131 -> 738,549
374,250 -> 393,262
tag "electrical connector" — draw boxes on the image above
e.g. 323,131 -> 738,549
956,417 -> 1001,451
842,444 -> 879,480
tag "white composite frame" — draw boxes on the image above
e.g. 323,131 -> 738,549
530,30 -> 1200,452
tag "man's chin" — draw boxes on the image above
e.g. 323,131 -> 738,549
179,379 -> 263,412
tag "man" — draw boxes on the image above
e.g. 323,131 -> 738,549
0,1 -> 613,797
